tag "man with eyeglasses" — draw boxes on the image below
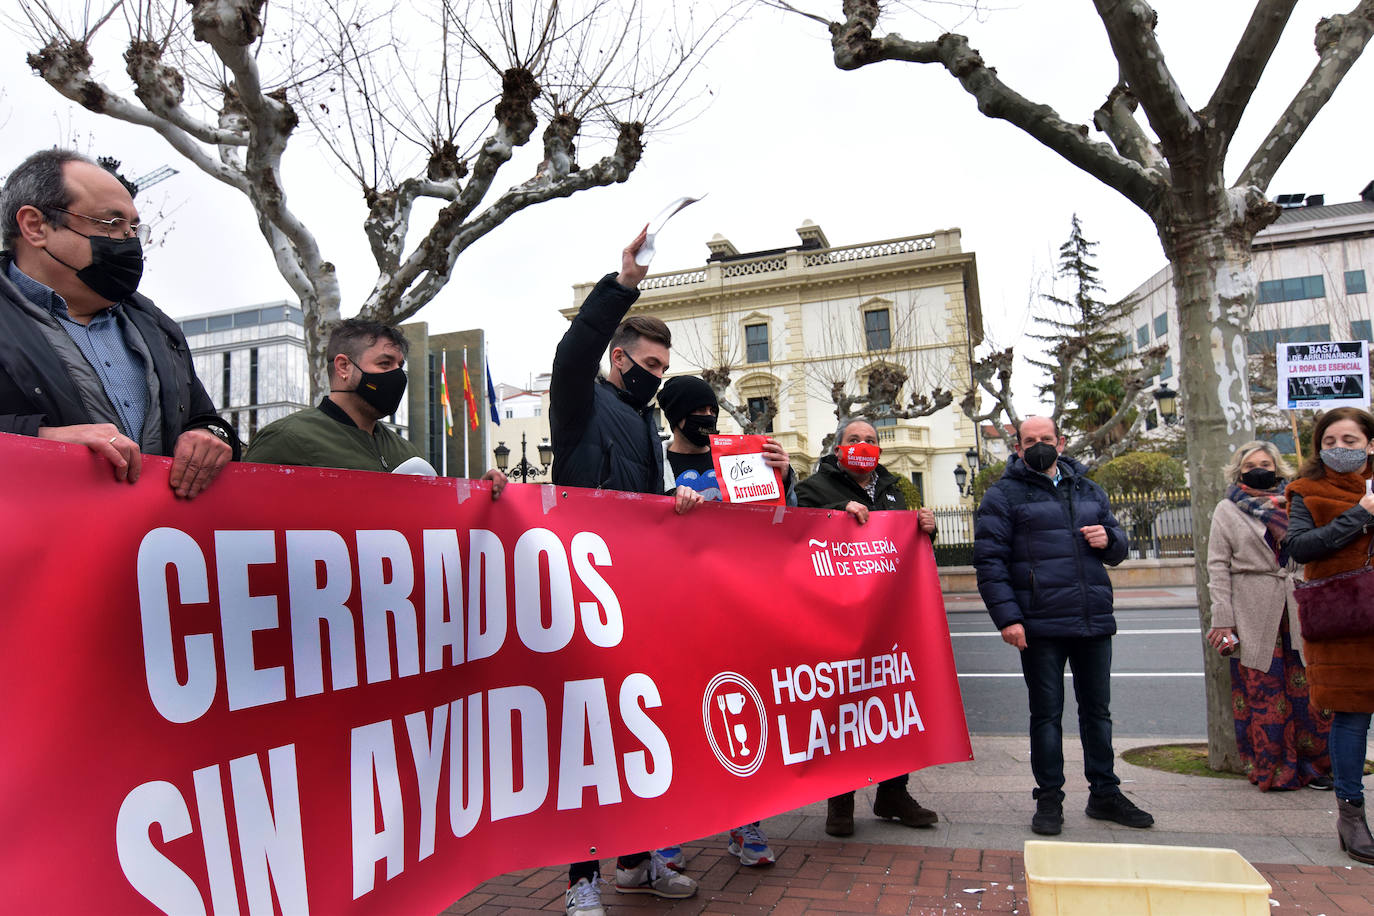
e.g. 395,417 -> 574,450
0,148 -> 237,497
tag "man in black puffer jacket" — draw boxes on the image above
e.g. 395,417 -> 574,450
974,415 -> 1152,837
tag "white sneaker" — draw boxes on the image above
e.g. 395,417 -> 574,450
565,877 -> 605,916
613,851 -> 698,898
727,821 -> 776,866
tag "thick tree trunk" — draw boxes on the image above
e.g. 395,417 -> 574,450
1164,210 -> 1261,773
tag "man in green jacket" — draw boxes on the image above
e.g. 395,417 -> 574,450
245,319 -> 504,494
246,319 -> 422,471
795,419 -> 939,836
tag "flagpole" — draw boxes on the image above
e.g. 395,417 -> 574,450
462,346 -> 471,478
441,350 -> 448,476
481,339 -> 490,475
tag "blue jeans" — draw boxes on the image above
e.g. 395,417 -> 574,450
1329,711 -> 1371,802
1019,634 -> 1121,798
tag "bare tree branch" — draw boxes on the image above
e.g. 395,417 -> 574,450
385,119 -> 645,322
1092,84 -> 1169,178
1063,344 -> 1166,462
1203,0 -> 1299,143
26,38 -> 249,188
821,3 -> 1165,212
1090,0 -> 1201,151
961,347 -> 1018,450
1240,0 -> 1374,189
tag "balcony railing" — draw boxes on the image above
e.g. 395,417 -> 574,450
632,231 -> 949,294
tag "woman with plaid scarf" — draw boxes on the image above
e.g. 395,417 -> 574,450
1205,440 -> 1333,791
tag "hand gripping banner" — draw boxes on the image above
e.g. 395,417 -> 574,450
0,433 -> 971,915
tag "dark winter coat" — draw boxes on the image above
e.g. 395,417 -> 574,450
0,252 -> 238,458
973,454 -> 1128,638
549,273 -> 664,494
795,454 -> 908,512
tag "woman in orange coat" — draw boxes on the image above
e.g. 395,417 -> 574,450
1283,407 -> 1374,864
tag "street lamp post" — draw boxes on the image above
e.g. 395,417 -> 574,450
950,444 -> 983,497
953,445 -> 981,499
1153,384 -> 1180,425
493,432 -> 553,483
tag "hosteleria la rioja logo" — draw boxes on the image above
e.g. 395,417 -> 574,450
702,672 -> 768,777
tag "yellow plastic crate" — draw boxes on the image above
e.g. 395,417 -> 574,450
1023,841 -> 1272,916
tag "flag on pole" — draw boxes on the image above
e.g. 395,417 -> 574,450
439,352 -> 454,436
462,358 -> 480,431
486,364 -> 501,425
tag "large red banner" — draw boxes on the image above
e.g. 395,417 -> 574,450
0,433 -> 970,915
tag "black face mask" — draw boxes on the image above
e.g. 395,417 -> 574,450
617,352 -> 661,409
1022,441 -> 1059,473
680,413 -> 718,447
1240,468 -> 1278,491
46,233 -> 145,302
339,359 -> 408,417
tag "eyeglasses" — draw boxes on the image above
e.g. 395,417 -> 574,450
54,208 -> 152,244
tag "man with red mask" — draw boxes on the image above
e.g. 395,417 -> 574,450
795,419 -> 939,836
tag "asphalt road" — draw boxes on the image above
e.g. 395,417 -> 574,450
949,606 -> 1209,738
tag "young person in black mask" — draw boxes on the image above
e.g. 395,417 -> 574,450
0,148 -> 237,498
246,319 -> 504,493
658,374 -> 795,506
549,230 -> 700,916
652,374 -> 793,871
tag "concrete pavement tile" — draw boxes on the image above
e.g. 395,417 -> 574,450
943,822 -> 1034,853
754,812 -> 805,838
1240,808 -> 1342,838
916,790 -> 1030,814
905,772 -> 1031,794
1287,834 -> 1353,866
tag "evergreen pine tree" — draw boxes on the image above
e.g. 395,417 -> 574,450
1027,215 -> 1139,455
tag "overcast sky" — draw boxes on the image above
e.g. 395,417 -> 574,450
3,1 -> 1370,406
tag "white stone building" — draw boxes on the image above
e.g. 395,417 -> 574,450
569,221 -> 984,506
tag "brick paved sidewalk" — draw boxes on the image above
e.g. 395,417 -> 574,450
443,838 -> 1374,915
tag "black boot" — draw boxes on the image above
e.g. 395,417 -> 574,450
873,781 -> 938,828
1032,788 -> 1064,836
825,793 -> 855,836
1338,798 -> 1374,864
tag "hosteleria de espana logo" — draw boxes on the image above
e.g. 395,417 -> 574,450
808,537 -> 900,578
702,672 -> 768,777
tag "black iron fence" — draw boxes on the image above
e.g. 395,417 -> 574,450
929,488 -> 1195,566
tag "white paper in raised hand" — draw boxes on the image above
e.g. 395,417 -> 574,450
634,194 -> 707,267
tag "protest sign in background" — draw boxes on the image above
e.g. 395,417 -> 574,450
1277,340 -> 1370,410
0,433 -> 970,915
